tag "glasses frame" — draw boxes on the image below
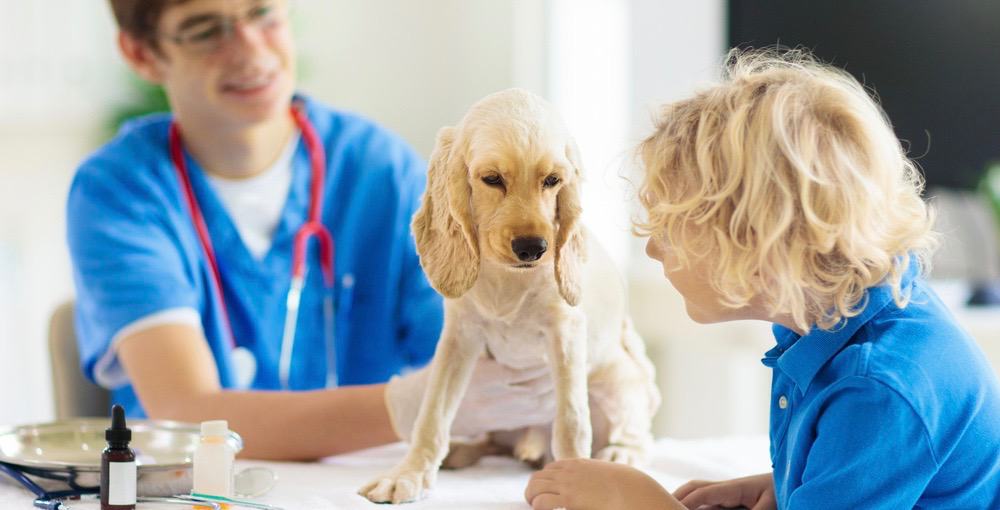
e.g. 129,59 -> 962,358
158,1 -> 288,55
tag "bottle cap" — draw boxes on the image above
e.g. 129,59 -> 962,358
200,420 -> 229,437
105,404 -> 131,444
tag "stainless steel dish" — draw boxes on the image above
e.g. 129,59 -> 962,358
0,418 -> 242,497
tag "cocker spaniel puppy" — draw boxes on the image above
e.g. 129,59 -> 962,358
360,89 -> 660,504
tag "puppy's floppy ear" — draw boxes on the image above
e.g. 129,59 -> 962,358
412,126 -> 480,298
555,139 -> 587,306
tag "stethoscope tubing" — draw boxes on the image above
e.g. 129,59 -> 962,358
170,101 -> 336,390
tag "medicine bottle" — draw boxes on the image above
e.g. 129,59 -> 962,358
100,404 -> 136,510
192,420 -> 236,497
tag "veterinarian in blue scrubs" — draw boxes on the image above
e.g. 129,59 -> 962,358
67,0 -> 555,460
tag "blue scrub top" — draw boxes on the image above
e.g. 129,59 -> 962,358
67,94 -> 443,417
762,261 -> 1000,508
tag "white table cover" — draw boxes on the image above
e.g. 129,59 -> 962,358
0,437 -> 771,509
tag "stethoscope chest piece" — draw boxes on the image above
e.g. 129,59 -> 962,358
230,346 -> 257,389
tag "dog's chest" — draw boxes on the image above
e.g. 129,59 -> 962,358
460,295 -> 564,370
479,312 -> 553,369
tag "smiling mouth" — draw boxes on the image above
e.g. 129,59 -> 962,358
513,263 -> 537,269
222,72 -> 276,93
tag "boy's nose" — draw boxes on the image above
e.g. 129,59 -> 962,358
645,237 -> 659,260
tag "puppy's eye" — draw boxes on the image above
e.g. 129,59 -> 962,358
482,174 -> 504,187
543,175 -> 561,188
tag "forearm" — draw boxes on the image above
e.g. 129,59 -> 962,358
147,383 -> 397,460
118,324 -> 399,460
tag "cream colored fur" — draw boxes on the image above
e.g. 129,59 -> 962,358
359,89 -> 660,504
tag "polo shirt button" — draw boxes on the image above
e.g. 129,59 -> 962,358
778,395 -> 788,409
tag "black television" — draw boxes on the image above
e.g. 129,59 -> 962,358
728,1 -> 1000,190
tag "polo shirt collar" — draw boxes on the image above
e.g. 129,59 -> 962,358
763,259 -> 920,394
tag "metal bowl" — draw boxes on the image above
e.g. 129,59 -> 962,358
0,418 -> 243,496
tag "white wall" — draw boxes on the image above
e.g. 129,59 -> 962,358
0,3 -> 125,426
0,132 -> 81,426
547,0 -> 632,267
295,1 -> 537,157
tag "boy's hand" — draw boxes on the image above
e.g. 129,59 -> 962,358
525,458 -> 686,510
673,472 -> 776,510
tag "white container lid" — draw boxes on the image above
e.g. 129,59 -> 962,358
200,420 -> 229,437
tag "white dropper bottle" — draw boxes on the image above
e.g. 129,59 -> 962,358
192,420 -> 236,498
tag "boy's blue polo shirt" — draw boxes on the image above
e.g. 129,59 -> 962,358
763,263 -> 1000,509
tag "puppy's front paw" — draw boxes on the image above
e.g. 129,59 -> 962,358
595,444 -> 645,466
358,464 -> 437,504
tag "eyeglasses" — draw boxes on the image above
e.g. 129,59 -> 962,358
160,1 -> 287,54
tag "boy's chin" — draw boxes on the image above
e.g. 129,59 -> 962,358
684,303 -> 715,324
684,302 -> 736,325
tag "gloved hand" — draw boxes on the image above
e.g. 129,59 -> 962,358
385,356 -> 556,441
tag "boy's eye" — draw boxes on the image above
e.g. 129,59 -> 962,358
481,174 -> 504,187
543,175 -> 561,188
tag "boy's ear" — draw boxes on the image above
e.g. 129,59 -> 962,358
117,32 -> 166,84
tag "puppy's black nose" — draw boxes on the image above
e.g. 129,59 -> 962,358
511,237 -> 547,262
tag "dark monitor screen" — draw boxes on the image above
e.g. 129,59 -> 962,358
728,1 -> 1000,189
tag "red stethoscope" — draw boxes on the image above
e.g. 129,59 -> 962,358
169,102 -> 336,390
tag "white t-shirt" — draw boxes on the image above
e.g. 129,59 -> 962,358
206,132 -> 299,259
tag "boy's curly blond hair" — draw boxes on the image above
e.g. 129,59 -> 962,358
635,48 -> 938,332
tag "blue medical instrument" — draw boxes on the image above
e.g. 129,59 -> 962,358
0,469 -> 215,509
0,460 -> 97,509
169,101 -> 336,390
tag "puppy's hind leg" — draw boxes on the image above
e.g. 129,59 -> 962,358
513,426 -> 550,469
441,428 -> 550,470
589,323 -> 661,466
591,399 -> 651,466
441,434 -> 511,470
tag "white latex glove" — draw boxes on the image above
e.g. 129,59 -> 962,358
385,356 -> 556,441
